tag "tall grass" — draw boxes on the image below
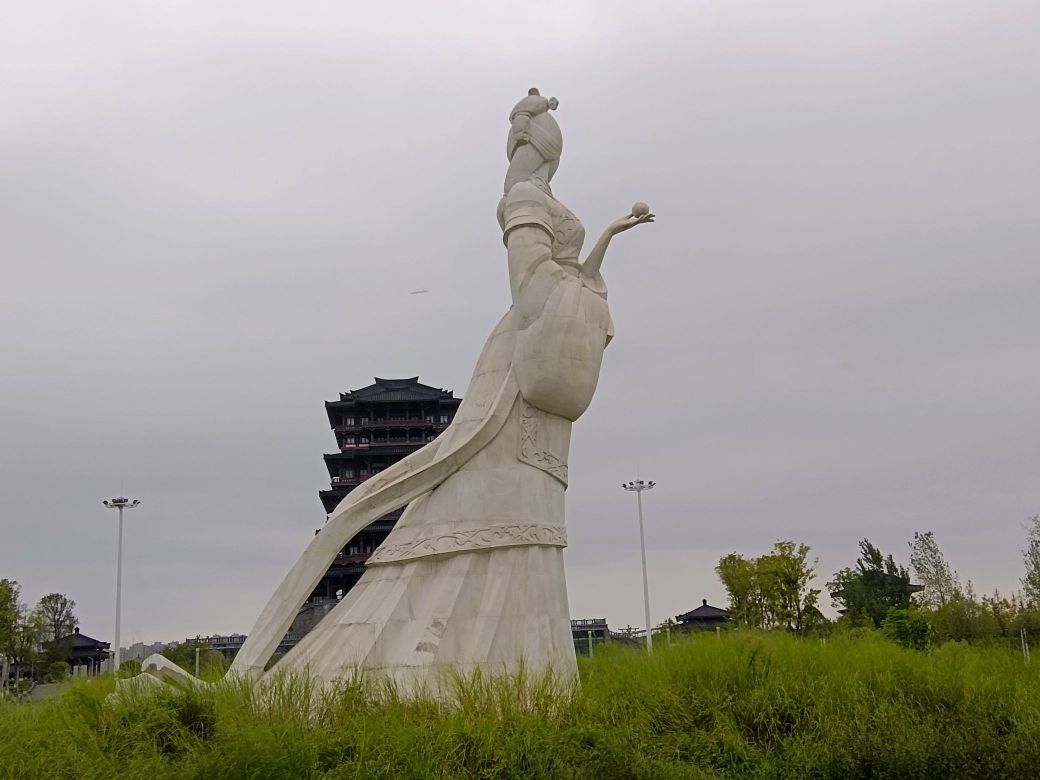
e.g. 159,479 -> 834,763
2,631 -> 1038,779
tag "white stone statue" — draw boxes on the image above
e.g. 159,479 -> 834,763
139,88 -> 653,696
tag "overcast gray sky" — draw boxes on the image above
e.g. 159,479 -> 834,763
2,1 -> 1038,644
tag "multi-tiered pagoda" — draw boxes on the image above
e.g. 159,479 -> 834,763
307,377 -> 461,606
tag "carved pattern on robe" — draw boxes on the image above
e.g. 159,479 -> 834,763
367,523 -> 567,565
518,401 -> 569,485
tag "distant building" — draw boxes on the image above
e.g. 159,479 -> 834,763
313,377 -> 460,597
676,599 -> 730,631
571,618 -> 610,655
177,379 -> 464,664
282,378 -> 462,648
184,634 -> 246,660
51,628 -> 110,677
121,640 -> 168,663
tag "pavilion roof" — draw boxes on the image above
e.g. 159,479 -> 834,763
53,629 -> 110,650
676,600 -> 730,622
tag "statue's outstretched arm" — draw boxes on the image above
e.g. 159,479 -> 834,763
581,206 -> 655,279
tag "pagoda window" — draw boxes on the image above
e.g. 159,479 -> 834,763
343,468 -> 354,478
344,436 -> 355,446
426,414 -> 434,423
345,416 -> 355,426
360,468 -> 369,476
360,436 -> 369,444
440,414 -> 449,424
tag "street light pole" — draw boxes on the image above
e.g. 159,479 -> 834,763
622,479 -> 656,653
103,497 -> 140,674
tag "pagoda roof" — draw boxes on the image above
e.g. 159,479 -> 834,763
53,629 -> 110,650
327,377 -> 456,406
676,600 -> 730,622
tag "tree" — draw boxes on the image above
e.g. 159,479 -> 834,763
161,641 -> 228,676
0,579 -> 20,691
1022,515 -> 1040,607
908,531 -> 961,608
1011,607 -> 1040,637
34,593 -> 77,642
829,539 -> 915,627
932,583 -> 999,642
758,541 -> 821,634
0,582 -> 47,688
716,540 -> 821,634
12,612 -> 47,669
981,590 -> 1019,638
716,552 -> 765,628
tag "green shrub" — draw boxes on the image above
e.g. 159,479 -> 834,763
933,594 -> 1001,642
1011,609 -> 1040,634
45,660 -> 70,682
884,607 -> 933,649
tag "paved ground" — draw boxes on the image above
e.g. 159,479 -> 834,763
24,683 -> 66,701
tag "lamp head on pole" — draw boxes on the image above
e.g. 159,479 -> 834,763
103,497 -> 141,509
622,479 -> 656,493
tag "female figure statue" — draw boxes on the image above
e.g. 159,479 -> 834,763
143,89 -> 653,695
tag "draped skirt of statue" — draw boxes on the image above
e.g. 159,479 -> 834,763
273,393 -> 578,694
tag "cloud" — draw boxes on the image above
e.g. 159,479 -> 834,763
1,0 -> 1038,641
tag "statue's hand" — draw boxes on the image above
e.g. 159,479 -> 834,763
608,205 -> 655,236
584,203 -> 654,277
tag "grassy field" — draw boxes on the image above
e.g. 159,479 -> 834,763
2,631 -> 1038,779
